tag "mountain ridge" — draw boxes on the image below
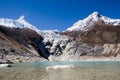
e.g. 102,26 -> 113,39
0,12 -> 120,32
1,12 -> 120,62
67,12 -> 120,31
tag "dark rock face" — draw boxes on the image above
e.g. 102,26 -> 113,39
0,26 -> 48,62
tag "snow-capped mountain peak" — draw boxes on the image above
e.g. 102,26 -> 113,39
17,15 -> 25,21
17,15 -> 28,24
91,12 -> 101,17
0,15 -> 39,32
16,16 -> 39,31
67,12 -> 120,31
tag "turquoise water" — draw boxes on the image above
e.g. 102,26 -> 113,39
0,61 -> 120,80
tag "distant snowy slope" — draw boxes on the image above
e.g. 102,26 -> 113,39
67,12 -> 120,31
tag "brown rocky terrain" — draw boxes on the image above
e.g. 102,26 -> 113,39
63,20 -> 120,43
61,20 -> 120,59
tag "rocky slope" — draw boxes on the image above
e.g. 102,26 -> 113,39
0,12 -> 120,62
0,26 -> 48,62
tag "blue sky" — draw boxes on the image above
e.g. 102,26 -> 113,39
0,0 -> 120,31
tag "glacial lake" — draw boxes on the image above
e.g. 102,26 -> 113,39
0,61 -> 120,80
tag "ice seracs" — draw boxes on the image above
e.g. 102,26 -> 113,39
67,12 -> 120,31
